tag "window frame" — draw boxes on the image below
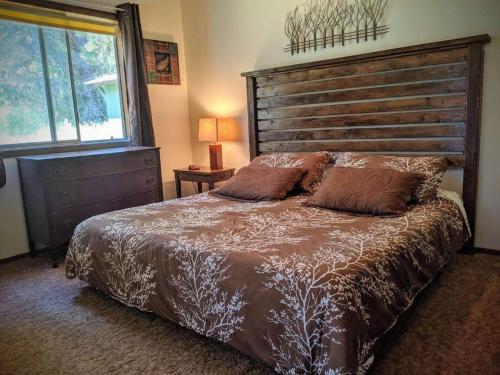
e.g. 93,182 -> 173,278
0,12 -> 131,158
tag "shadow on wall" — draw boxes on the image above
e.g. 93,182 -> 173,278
188,95 -> 249,168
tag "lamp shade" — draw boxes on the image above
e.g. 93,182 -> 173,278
199,117 -> 239,142
216,118 -> 238,141
198,118 -> 217,142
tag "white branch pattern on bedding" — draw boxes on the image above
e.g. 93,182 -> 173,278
258,250 -> 347,374
166,236 -> 247,343
382,157 -> 445,203
101,222 -> 157,310
66,192 -> 467,375
256,153 -> 306,168
161,207 -> 356,342
66,221 -> 93,282
257,202 -> 463,374
210,206 -> 357,253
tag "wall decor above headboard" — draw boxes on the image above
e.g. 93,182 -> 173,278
242,34 -> 490,248
284,0 -> 389,55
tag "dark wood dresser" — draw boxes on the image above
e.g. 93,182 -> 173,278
17,146 -> 163,267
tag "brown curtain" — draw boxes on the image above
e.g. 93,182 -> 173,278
118,3 -> 155,147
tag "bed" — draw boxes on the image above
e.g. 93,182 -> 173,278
66,35 -> 489,374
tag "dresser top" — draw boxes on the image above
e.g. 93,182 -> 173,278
17,146 -> 158,161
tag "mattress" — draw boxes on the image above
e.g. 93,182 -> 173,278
65,192 -> 468,374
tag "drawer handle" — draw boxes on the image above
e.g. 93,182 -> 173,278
144,156 -> 154,164
60,191 -> 70,198
146,176 -> 155,184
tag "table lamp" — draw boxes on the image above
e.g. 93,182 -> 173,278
198,117 -> 237,170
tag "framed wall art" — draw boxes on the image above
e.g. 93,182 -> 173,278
144,39 -> 180,85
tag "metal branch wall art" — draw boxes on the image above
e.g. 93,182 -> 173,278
284,0 -> 389,54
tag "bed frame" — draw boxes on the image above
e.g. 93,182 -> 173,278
242,35 -> 490,250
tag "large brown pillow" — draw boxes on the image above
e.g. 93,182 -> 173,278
305,167 -> 421,215
250,152 -> 329,193
213,166 -> 306,201
335,153 -> 448,203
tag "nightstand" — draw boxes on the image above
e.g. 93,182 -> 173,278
173,167 -> 235,198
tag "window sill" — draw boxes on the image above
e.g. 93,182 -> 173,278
0,140 -> 131,158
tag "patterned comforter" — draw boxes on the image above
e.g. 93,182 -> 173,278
65,193 -> 468,374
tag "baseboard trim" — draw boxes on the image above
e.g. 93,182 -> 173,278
0,247 -> 49,265
0,252 -> 29,265
475,247 -> 500,255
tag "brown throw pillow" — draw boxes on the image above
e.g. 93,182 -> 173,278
335,153 -> 448,203
305,167 -> 421,215
213,166 -> 306,201
250,152 -> 329,193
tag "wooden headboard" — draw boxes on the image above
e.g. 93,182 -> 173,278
242,35 -> 490,247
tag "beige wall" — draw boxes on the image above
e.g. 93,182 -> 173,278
0,0 -> 194,260
139,0 -> 195,198
181,0 -> 500,250
0,159 -> 30,259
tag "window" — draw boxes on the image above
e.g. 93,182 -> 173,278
0,11 -> 126,148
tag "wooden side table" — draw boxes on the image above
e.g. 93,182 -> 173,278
173,167 -> 235,198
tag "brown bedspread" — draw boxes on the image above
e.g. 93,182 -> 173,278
65,193 -> 467,374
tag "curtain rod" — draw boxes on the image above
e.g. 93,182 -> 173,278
50,0 -> 125,13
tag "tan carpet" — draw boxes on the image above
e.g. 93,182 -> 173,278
0,253 -> 498,375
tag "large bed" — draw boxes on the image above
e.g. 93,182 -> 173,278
65,35 -> 488,374
66,192 -> 468,374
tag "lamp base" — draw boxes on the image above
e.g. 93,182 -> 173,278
209,143 -> 223,170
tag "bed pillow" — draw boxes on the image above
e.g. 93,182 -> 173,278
305,167 -> 422,215
250,152 -> 329,193
335,153 -> 448,203
213,166 -> 306,201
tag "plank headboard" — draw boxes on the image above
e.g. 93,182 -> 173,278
242,35 -> 490,248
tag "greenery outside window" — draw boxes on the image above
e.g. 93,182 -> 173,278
0,4 -> 128,150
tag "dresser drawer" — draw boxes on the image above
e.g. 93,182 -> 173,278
40,149 -> 158,181
49,190 -> 161,242
47,168 -> 159,211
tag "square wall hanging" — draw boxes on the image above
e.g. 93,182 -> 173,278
144,39 -> 180,85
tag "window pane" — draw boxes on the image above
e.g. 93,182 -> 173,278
42,27 -> 78,141
0,19 -> 51,145
69,30 -> 124,141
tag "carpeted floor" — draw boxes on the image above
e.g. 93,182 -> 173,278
0,253 -> 498,375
